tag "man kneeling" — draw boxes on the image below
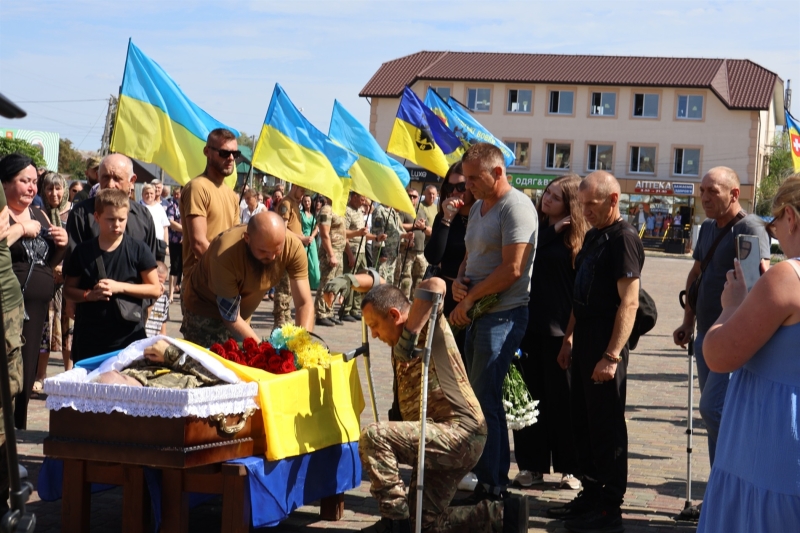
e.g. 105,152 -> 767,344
325,274 -> 528,533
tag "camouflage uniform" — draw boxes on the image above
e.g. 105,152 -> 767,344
1,304 -> 24,499
120,344 -> 223,389
274,197 -> 304,327
373,205 -> 404,284
341,204 -> 367,317
314,205 -> 347,320
395,211 -> 429,299
180,309 -> 230,348
359,310 -> 504,532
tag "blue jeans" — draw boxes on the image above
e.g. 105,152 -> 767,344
694,330 -> 730,467
464,305 -> 528,491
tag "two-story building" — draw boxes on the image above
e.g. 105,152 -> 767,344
359,52 -> 785,244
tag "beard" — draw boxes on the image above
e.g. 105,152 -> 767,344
245,244 -> 279,278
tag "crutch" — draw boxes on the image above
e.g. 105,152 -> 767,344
678,291 -> 695,514
342,317 -> 379,423
411,288 -> 442,533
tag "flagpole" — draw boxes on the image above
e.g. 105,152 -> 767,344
108,38 -> 133,154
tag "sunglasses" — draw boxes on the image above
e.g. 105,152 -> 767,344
452,182 -> 467,193
409,194 -> 419,199
207,147 -> 242,159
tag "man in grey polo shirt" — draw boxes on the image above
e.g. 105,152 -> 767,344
450,143 -> 537,503
673,166 -> 770,519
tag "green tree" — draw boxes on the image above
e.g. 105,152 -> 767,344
237,131 -> 255,150
58,138 -> 87,180
0,137 -> 47,168
756,132 -> 794,216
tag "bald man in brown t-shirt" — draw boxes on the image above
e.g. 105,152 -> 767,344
181,212 -> 313,346
273,184 -> 311,327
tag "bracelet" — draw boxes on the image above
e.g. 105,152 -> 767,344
603,352 -> 622,363
83,289 -> 90,301
440,219 -> 451,227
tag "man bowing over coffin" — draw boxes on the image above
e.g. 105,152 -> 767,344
181,211 -> 314,346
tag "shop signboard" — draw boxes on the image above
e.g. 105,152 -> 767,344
510,173 -> 555,190
406,167 -> 441,184
1,128 -> 60,171
634,180 -> 696,196
672,182 -> 695,196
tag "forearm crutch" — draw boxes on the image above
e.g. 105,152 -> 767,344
412,288 -> 442,533
342,317 -> 379,424
684,334 -> 695,512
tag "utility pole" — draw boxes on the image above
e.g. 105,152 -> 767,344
99,95 -> 118,156
786,79 -> 792,112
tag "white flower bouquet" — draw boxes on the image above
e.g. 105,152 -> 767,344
502,362 -> 539,431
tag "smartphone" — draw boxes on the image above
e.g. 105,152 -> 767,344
736,234 -> 761,292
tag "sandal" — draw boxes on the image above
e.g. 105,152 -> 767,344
32,380 -> 44,394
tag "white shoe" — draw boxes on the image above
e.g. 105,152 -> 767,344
18,464 -> 28,479
513,470 -> 543,487
560,473 -> 581,490
457,472 -> 478,491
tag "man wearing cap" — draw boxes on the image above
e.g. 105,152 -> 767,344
72,155 -> 101,203
181,211 -> 314,346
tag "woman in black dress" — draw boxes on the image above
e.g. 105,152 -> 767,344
0,154 -> 68,429
512,174 -> 589,489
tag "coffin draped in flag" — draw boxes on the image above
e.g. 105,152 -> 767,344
252,84 -> 357,215
387,86 -> 463,177
110,40 -> 240,187
329,101 -> 415,215
787,110 -> 800,173
423,87 -> 515,168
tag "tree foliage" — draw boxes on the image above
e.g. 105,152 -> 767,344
0,137 -> 47,168
58,138 -> 87,181
237,131 -> 255,150
756,132 -> 794,216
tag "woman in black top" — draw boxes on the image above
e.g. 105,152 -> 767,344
424,162 -> 474,318
512,174 -> 589,489
1,154 -> 68,429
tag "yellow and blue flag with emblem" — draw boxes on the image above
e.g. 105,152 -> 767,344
252,84 -> 358,215
110,40 -> 239,187
329,101 -> 415,215
424,87 -> 515,168
787,110 -> 800,173
387,86 -> 463,177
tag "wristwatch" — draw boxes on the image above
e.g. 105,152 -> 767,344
603,352 -> 622,363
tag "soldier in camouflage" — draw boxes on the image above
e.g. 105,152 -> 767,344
372,204 -> 412,286
322,274 -> 529,533
314,197 -> 347,327
273,184 -> 311,328
395,189 -> 429,300
341,193 -> 385,321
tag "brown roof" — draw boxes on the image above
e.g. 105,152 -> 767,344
360,52 -> 779,110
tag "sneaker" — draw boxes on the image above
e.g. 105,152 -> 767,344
546,490 -> 598,519
513,470 -> 543,487
316,318 -> 336,327
361,517 -> 411,533
350,312 -> 362,320
332,317 -> 344,325
561,474 -> 582,490
564,507 -> 623,533
677,502 -> 702,521
502,494 -> 530,533
341,315 -> 359,323
451,483 -> 509,506
457,472 -> 478,491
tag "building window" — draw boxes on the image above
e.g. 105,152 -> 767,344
546,143 -> 571,169
677,95 -> 703,119
587,144 -> 614,171
507,89 -> 532,113
633,93 -> 659,118
590,92 -> 616,116
548,90 -> 574,115
434,87 -> 451,100
630,146 -> 656,173
505,141 -> 530,167
674,148 -> 700,175
467,88 -> 491,112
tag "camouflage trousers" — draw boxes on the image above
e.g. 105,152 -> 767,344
394,250 -> 428,300
359,421 -> 503,532
377,250 -> 398,286
341,248 -> 366,317
1,303 -> 25,497
272,272 -> 292,328
315,252 -> 343,319
180,309 -> 230,348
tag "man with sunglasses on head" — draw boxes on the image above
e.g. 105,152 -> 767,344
180,128 -> 241,282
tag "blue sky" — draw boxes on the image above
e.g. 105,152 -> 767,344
1,0 -> 798,150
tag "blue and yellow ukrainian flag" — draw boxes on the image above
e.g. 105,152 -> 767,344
423,87 -> 515,168
252,84 -> 357,215
787,110 -> 800,173
110,40 -> 239,187
387,86 -> 463,177
329,101 -> 415,216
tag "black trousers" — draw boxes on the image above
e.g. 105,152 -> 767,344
512,334 -> 578,475
169,241 -> 183,285
570,319 -> 628,508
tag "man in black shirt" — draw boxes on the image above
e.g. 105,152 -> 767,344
71,155 -> 100,204
549,171 -> 644,533
66,154 -> 161,262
